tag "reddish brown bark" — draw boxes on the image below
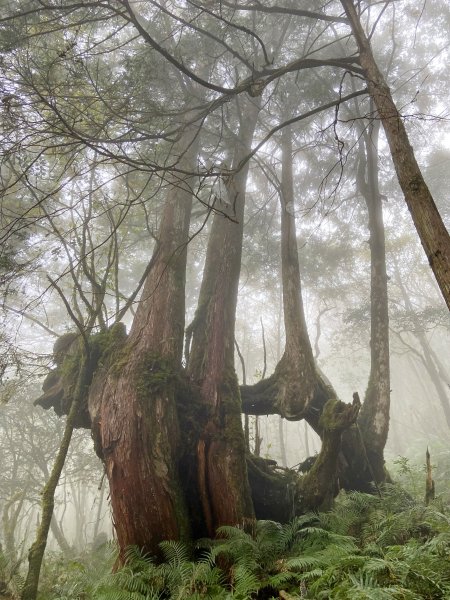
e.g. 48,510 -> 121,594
341,0 -> 450,311
186,95 -> 261,536
88,120 -> 200,558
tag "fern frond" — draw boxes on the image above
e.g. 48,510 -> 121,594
231,564 -> 260,598
274,514 -> 319,551
216,525 -> 253,541
261,569 -> 300,589
347,572 -> 421,600
159,540 -> 191,565
284,554 -> 321,571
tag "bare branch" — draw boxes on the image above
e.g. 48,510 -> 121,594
208,1 -> 349,24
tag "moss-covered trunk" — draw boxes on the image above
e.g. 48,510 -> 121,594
88,118 -> 200,559
247,397 -> 360,521
185,95 -> 261,537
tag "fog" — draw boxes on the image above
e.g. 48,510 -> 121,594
0,1 -> 449,598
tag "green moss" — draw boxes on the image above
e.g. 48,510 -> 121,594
175,377 -> 207,449
54,324 -> 128,411
89,322 -> 127,369
135,353 -> 178,399
59,341 -> 83,400
319,398 -> 341,431
219,371 -> 247,444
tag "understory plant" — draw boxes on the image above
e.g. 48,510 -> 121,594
34,485 -> 450,599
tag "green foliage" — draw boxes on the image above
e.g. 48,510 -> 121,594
391,449 -> 450,506
93,542 -> 226,600
34,487 -> 450,599
37,543 -> 116,600
304,488 -> 450,599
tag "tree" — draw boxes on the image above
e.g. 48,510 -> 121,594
355,106 -> 390,483
184,94 -> 262,538
22,347 -> 89,600
1,1 -> 449,585
86,102 -> 203,558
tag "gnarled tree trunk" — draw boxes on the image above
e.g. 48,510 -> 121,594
240,125 -> 384,494
87,114 -> 201,559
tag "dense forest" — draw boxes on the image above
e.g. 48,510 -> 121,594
0,1 -> 449,598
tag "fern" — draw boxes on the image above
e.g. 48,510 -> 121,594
159,539 -> 192,566
229,565 -> 260,599
34,483 -> 450,600
345,573 -> 421,600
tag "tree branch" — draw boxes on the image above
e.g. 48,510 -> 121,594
209,2 -> 349,24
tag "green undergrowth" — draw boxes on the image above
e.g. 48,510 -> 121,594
36,486 -> 450,599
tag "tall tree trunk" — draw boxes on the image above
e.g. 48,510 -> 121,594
88,116 -> 200,559
240,126 -> 320,419
356,115 -> 390,482
185,95 -> 261,537
279,126 -> 317,414
341,0 -> 450,310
